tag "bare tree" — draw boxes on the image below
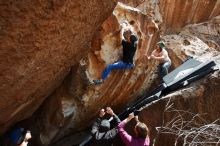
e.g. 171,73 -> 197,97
152,98 -> 220,146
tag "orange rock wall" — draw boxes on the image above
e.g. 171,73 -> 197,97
1,0 -> 220,146
159,0 -> 220,33
0,0 -> 116,134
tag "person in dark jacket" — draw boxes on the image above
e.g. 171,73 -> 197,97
90,107 -> 121,146
93,23 -> 138,85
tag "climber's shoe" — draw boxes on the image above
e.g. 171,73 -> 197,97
183,80 -> 189,86
93,79 -> 103,85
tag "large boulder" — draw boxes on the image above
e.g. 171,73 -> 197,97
0,0 -> 116,134
1,0 -> 220,146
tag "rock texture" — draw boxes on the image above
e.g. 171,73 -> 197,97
1,0 -> 220,146
120,0 -> 220,33
0,0 -> 116,134
182,16 -> 220,50
159,0 -> 220,33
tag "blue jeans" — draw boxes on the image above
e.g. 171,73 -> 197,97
102,61 -> 134,80
159,61 -> 171,79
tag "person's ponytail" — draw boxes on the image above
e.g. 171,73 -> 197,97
135,122 -> 149,139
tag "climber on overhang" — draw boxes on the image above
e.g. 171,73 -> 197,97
145,41 -> 171,80
92,22 -> 138,85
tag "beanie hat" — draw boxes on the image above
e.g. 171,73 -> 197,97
157,41 -> 166,49
100,120 -> 110,132
9,128 -> 25,145
130,34 -> 138,43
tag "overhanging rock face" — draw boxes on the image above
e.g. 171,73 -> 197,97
36,3 -> 160,144
0,0 -> 116,134
1,0 -> 220,146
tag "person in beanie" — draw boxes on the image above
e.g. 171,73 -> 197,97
145,41 -> 171,80
90,107 -> 121,146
